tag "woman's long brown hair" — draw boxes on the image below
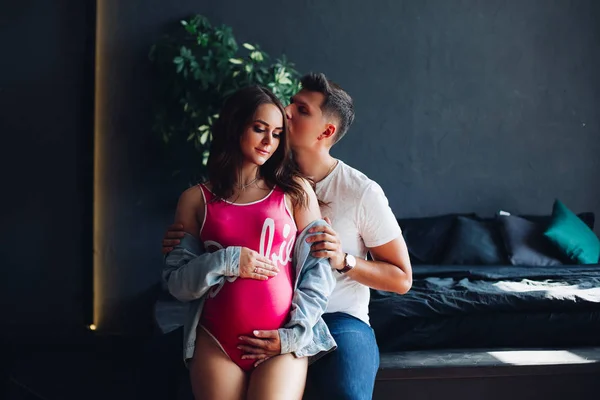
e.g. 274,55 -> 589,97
207,85 -> 309,208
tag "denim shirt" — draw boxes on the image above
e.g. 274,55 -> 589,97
162,219 -> 337,364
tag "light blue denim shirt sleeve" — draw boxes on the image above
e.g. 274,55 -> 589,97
278,219 -> 337,355
162,233 -> 241,302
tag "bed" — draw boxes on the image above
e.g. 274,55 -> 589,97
370,264 -> 600,352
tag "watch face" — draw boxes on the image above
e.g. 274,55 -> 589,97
346,254 -> 357,268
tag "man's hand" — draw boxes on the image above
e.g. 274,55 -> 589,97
162,223 -> 185,254
238,330 -> 281,367
306,217 -> 345,270
239,248 -> 279,280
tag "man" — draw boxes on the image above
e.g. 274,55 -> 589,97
162,73 -> 412,399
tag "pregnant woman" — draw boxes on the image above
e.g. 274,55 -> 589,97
163,85 -> 336,400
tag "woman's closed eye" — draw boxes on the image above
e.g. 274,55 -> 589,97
254,126 -> 281,139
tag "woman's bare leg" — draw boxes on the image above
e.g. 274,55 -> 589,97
189,328 -> 248,400
246,354 -> 308,400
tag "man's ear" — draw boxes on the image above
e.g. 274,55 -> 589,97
318,123 -> 337,141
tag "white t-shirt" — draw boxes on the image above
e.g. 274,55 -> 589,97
315,160 -> 402,325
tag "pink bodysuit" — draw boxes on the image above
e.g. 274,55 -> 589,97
197,184 -> 297,371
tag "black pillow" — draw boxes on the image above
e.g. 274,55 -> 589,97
441,216 -> 508,265
497,215 -> 564,266
398,214 -> 475,264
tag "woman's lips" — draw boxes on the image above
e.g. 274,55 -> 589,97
256,148 -> 269,156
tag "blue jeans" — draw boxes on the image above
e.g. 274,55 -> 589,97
305,312 -> 380,400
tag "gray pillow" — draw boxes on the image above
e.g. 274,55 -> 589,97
498,215 -> 564,266
441,217 -> 508,265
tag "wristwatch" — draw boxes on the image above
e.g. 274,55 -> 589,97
338,253 -> 356,273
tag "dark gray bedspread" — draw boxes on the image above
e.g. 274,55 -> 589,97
370,265 -> 600,351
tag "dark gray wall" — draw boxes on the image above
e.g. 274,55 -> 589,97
0,0 -> 95,337
96,0 -> 600,333
2,0 -> 599,335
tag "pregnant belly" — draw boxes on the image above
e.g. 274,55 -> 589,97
200,269 -> 294,349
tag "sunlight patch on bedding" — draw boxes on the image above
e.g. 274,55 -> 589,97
492,280 -> 600,301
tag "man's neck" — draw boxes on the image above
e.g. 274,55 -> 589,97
293,148 -> 337,183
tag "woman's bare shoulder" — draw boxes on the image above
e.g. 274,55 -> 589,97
175,184 -> 206,236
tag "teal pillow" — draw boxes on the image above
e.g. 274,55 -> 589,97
544,200 -> 600,264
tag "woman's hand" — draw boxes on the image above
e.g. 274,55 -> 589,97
239,247 -> 279,280
239,330 -> 281,367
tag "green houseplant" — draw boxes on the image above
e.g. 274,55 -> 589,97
149,15 -> 302,180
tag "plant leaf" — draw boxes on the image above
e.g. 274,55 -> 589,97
200,131 -> 209,144
250,51 -> 264,62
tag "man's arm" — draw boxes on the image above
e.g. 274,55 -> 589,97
308,223 -> 412,294
308,181 -> 412,294
344,237 -> 412,294
162,223 -> 185,254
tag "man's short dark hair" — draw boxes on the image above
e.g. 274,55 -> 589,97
300,73 -> 355,144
